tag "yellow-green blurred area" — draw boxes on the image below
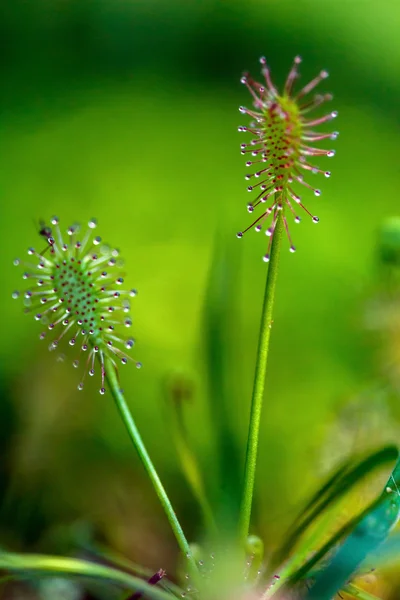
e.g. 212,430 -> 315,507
2,0 -> 400,585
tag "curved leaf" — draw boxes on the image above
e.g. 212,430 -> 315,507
0,552 -> 177,600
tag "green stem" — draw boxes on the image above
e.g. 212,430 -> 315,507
104,360 -> 198,578
239,210 -> 284,544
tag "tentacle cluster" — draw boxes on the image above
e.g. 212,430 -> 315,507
237,56 -> 338,261
13,217 -> 141,393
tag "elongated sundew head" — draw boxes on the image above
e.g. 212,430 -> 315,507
13,217 -> 141,393
237,56 -> 338,261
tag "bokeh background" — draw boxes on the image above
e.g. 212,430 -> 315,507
2,0 -> 400,596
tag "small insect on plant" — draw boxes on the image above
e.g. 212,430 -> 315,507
37,219 -> 55,254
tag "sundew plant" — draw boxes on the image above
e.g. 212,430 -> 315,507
6,57 -> 400,600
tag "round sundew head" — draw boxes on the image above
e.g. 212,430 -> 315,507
52,261 -> 102,341
13,218 -> 140,393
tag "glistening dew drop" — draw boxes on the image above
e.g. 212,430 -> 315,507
237,55 -> 338,261
13,217 -> 141,393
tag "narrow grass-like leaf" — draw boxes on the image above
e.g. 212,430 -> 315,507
364,531 -> 400,569
266,497 -> 385,600
202,236 -> 242,527
303,456 -> 400,599
264,447 -> 399,599
274,446 -> 398,568
164,378 -> 218,535
342,582 -> 383,600
83,543 -> 150,578
0,552 -> 177,600
87,544 -> 183,597
283,460 -> 350,537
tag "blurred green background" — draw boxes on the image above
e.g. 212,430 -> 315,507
2,0 -> 400,589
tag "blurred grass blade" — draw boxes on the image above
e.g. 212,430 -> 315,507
265,447 -> 399,599
274,446 -> 398,567
164,374 -> 218,535
86,543 -> 183,597
83,543 -> 150,578
272,460 -> 351,571
0,552 -> 176,600
286,460 -> 350,531
302,495 -> 397,599
302,454 -> 400,600
364,531 -> 400,569
342,583 -> 382,600
202,235 -> 242,528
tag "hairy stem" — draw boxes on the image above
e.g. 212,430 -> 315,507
239,211 -> 284,544
104,360 -> 198,577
